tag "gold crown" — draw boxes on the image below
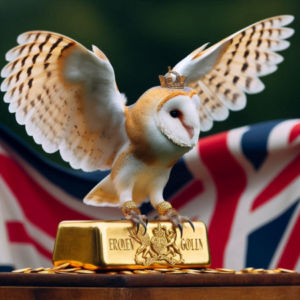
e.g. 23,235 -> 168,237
159,67 -> 187,89
153,223 -> 166,238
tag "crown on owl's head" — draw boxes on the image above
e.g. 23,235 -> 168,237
159,67 -> 187,89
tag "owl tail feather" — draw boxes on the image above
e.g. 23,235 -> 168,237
83,174 -> 120,207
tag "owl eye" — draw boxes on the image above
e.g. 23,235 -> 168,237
170,110 -> 181,118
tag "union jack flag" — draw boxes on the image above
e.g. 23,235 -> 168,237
0,119 -> 299,272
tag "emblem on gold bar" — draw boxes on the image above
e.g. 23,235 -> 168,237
128,223 -> 184,266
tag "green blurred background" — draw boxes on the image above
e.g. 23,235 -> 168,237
0,0 -> 298,168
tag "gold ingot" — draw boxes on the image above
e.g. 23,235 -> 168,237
52,221 -> 211,270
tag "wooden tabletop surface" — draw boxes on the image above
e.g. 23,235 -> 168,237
1,273 -> 299,287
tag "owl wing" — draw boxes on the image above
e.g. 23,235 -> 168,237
173,15 -> 294,131
1,31 -> 128,171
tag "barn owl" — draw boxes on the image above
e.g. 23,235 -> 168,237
1,15 -> 294,236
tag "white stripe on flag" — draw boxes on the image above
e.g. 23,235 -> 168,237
184,145 -> 217,226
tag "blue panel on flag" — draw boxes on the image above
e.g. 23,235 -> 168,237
246,200 -> 299,269
241,120 -> 283,170
163,158 -> 194,199
0,266 -> 14,272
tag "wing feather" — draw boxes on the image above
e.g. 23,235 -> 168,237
1,31 -> 128,171
173,15 -> 294,131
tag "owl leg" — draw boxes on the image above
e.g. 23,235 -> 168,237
121,201 -> 148,235
154,201 -> 195,238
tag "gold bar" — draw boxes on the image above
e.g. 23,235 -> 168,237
52,221 -> 211,270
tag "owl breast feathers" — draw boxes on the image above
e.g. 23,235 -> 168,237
1,15 -> 294,208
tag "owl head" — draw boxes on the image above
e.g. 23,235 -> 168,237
155,88 -> 200,148
129,86 -> 200,154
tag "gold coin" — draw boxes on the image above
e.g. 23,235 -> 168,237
265,270 -> 277,274
147,270 -> 161,274
250,269 -> 265,274
216,268 -> 235,273
171,267 -> 181,270
240,267 -> 254,273
185,270 -> 202,274
38,271 -> 55,274
119,271 -> 134,275
55,268 -> 80,272
273,269 -> 281,273
235,271 -> 243,274
52,263 -> 71,270
168,270 -> 187,274
12,268 -> 32,273
276,268 -> 297,274
154,268 -> 172,272
75,270 -> 96,274
56,271 -> 78,275
133,270 -> 149,274
105,272 -> 118,275
201,270 -> 219,274
184,269 -> 201,273
31,268 -> 44,272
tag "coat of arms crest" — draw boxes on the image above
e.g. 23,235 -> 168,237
128,223 -> 184,266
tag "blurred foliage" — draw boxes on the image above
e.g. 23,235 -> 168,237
0,0 -> 299,168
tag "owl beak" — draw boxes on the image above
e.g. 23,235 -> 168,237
182,123 -> 194,140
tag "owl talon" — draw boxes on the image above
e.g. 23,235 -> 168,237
155,206 -> 194,237
122,201 -> 148,235
187,219 -> 195,232
122,211 -> 147,235
178,222 -> 183,238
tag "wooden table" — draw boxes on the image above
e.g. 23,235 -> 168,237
0,273 -> 299,299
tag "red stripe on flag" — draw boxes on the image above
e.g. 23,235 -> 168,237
251,153 -> 300,211
170,179 -> 204,210
0,155 -> 93,238
289,123 -> 300,144
199,132 -> 247,268
6,221 -> 52,259
276,210 -> 300,269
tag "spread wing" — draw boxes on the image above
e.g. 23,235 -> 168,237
1,31 -> 128,171
173,15 -> 294,131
